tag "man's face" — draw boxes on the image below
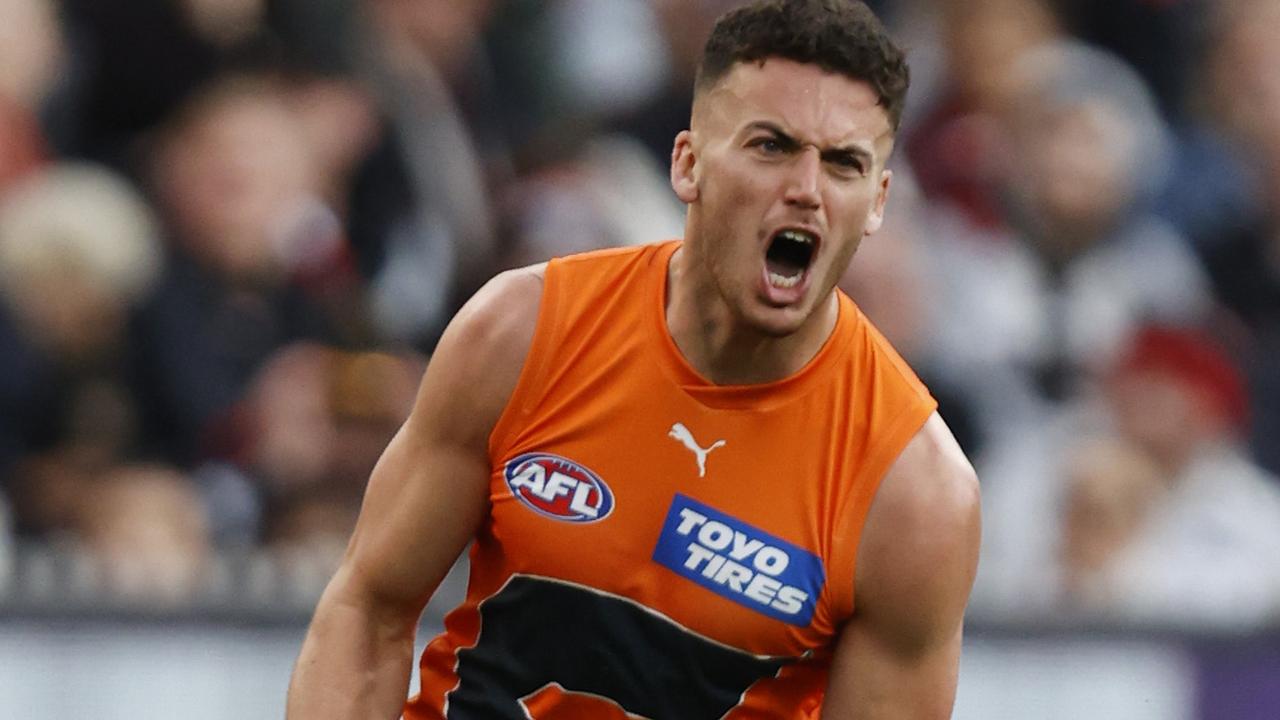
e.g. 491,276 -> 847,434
672,58 -> 894,337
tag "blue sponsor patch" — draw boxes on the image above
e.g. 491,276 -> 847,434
652,494 -> 825,626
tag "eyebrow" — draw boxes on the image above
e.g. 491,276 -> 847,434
745,121 -> 875,167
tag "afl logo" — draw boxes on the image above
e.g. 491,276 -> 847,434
504,453 -> 615,523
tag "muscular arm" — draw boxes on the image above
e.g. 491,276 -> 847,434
286,266 -> 544,720
822,413 -> 982,719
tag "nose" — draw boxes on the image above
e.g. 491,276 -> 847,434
782,147 -> 822,210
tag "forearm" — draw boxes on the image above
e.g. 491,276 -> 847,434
287,573 -> 420,720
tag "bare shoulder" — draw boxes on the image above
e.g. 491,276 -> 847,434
407,263 -> 547,450
444,263 -> 546,362
865,413 -> 980,551
854,412 -> 982,648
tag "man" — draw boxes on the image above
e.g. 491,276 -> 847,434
287,1 -> 980,717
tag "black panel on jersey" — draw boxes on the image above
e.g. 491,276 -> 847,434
445,575 -> 794,719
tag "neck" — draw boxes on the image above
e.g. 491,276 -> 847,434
664,246 -> 839,385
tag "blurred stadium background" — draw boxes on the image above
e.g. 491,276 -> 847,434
2,0 -> 1280,717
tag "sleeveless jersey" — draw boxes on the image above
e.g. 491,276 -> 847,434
404,240 -> 936,719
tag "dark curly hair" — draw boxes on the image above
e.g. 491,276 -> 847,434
695,0 -> 910,130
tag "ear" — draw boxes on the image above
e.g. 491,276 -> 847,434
863,169 -> 892,236
670,130 -> 699,204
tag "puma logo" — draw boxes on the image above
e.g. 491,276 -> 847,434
668,423 -> 726,478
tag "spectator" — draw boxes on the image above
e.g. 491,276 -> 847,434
195,342 -> 420,555
977,325 -> 1280,629
1000,41 -> 1202,392
1098,326 -> 1280,626
925,40 -> 1211,446
133,75 -> 360,465
0,163 -> 162,535
1164,0 -> 1280,327
1188,0 -> 1280,476
343,0 -> 508,346
58,0 -> 271,165
0,0 -> 63,190
904,0 -> 1062,232
1056,437 -> 1165,610
71,463 -> 212,605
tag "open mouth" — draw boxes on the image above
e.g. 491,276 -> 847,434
765,229 -> 817,289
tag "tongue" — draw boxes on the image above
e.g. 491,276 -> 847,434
766,256 -> 804,279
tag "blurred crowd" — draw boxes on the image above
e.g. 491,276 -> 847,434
1,0 -> 1280,629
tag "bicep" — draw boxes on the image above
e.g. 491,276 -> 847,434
822,612 -> 964,720
331,267 -> 544,615
822,413 -> 981,719
338,412 -> 491,614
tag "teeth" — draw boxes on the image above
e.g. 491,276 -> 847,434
779,229 -> 815,244
768,271 -> 801,288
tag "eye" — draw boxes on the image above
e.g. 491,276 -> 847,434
825,152 -> 866,176
749,136 -> 786,155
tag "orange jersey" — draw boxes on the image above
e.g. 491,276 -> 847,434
405,241 -> 936,719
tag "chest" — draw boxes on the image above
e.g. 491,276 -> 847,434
482,376 -> 853,657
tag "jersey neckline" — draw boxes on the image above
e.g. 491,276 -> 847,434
647,239 -> 858,410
